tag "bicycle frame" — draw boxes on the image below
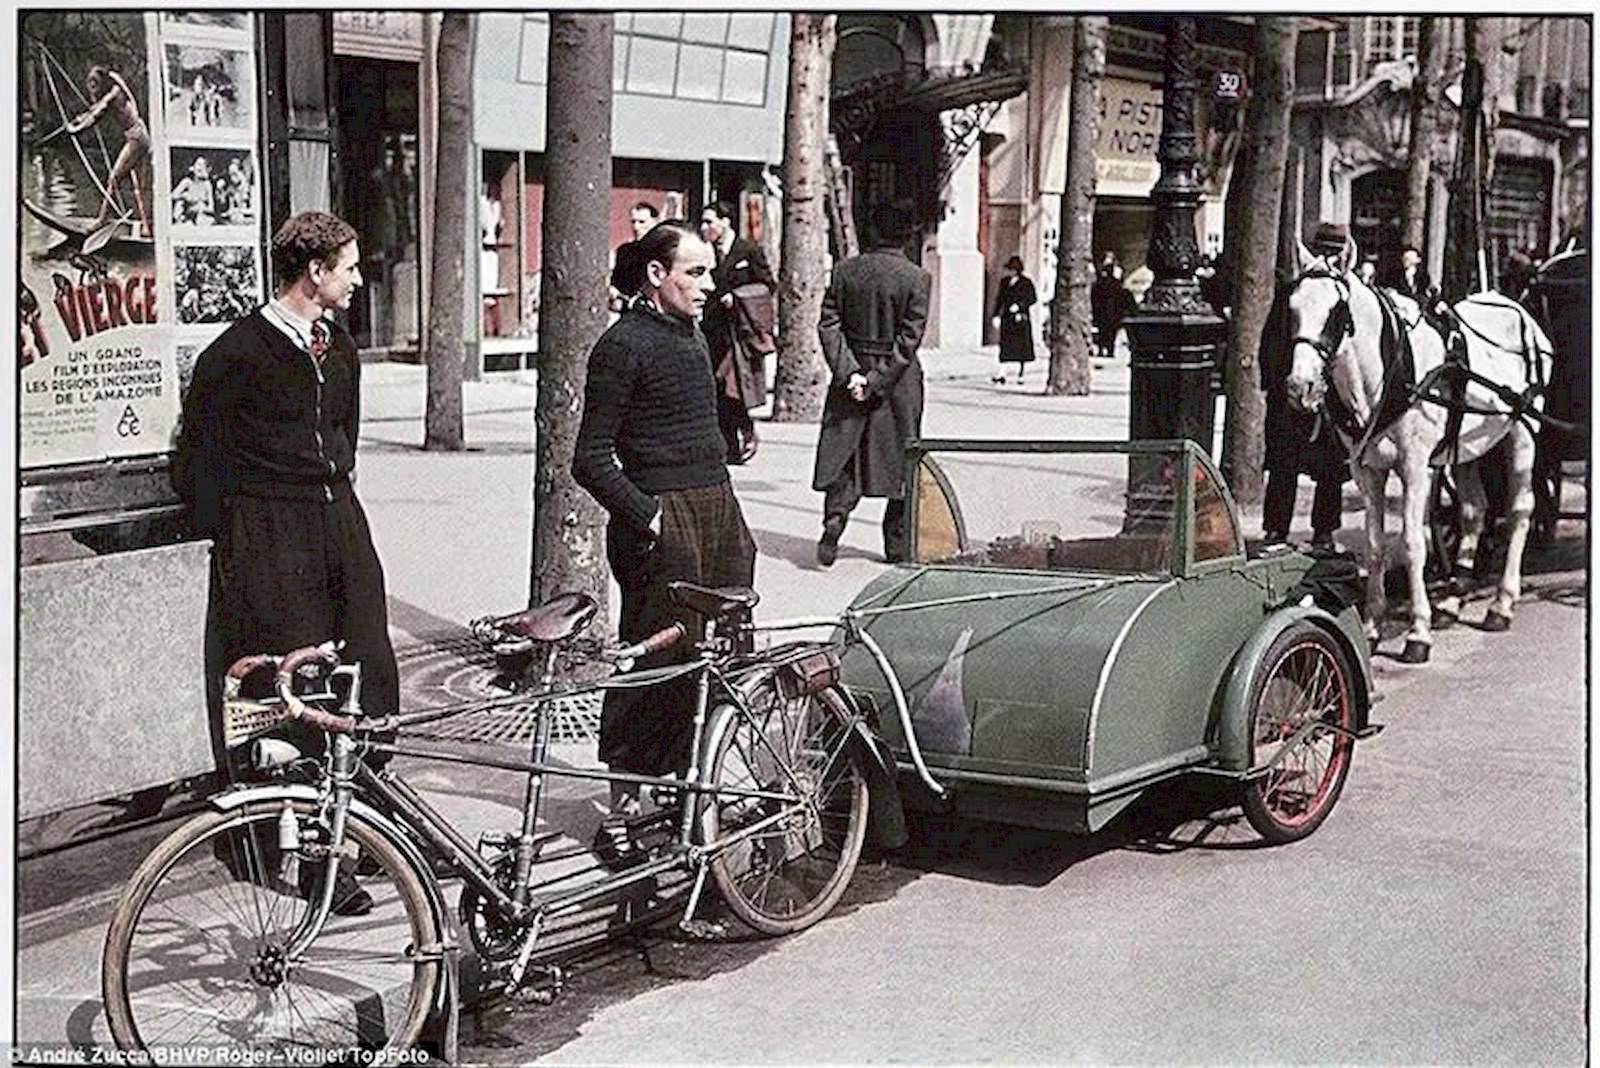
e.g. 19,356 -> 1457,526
286,615 -> 860,972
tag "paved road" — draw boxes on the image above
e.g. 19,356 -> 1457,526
456,549 -> 1586,1065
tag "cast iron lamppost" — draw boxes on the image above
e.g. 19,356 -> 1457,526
1124,16 -> 1225,451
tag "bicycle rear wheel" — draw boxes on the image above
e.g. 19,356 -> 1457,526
702,682 -> 868,936
102,798 -> 441,1055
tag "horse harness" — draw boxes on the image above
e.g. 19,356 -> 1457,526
1288,267 -> 1418,464
1290,269 -> 1567,466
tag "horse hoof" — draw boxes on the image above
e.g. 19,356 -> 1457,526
1483,610 -> 1512,632
1400,640 -> 1431,664
1431,609 -> 1458,630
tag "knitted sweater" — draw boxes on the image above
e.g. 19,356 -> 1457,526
573,301 -> 729,531
172,309 -> 360,535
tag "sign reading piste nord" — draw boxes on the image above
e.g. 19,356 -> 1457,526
1096,77 -> 1163,195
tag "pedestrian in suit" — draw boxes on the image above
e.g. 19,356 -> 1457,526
1090,259 -> 1133,358
699,199 -> 774,464
812,202 -> 932,566
990,255 -> 1037,384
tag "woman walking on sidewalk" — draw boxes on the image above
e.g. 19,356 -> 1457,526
991,255 -> 1037,384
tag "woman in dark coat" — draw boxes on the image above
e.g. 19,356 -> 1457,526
991,256 -> 1037,383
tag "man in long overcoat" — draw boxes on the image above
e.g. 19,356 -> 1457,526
812,202 -> 932,565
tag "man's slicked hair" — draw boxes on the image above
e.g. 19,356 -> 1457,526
272,211 -> 358,288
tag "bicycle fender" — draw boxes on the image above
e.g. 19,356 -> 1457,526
701,695 -> 907,851
207,782 -> 463,1051
1214,605 -> 1373,773
846,720 -> 908,850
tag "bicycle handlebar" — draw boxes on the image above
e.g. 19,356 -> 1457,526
604,622 -> 686,664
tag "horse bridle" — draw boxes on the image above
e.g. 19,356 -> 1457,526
1288,266 -> 1355,369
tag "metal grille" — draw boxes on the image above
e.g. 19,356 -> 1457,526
393,631 -> 602,747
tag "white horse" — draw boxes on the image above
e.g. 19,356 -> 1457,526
1281,239 -> 1554,663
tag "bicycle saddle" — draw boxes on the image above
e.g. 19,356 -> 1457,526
473,591 -> 599,649
667,582 -> 759,618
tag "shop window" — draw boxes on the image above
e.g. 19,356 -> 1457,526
682,13 -> 728,45
1364,16 -> 1420,65
728,14 -> 775,51
632,12 -> 683,38
615,9 -> 772,106
1329,22 -> 1355,90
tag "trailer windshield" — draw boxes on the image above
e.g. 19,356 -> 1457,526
909,441 -> 1240,575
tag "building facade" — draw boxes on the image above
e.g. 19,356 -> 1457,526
469,12 -> 790,372
979,17 -> 1251,345
1288,15 -> 1590,287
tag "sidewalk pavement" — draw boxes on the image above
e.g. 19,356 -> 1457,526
8,342 -> 1319,1050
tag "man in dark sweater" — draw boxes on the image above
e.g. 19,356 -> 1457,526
174,213 -> 397,864
574,220 -> 756,854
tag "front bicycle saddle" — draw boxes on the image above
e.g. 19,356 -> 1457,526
470,591 -> 599,655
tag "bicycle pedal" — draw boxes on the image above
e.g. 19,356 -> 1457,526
676,917 -> 727,940
512,964 -> 564,1006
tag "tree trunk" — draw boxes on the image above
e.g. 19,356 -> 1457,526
530,14 -> 612,617
771,13 -> 836,423
1220,16 -> 1298,507
423,12 -> 470,451
1046,16 -> 1106,397
1445,17 -> 1508,300
1402,17 -> 1447,253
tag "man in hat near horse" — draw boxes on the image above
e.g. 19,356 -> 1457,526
1258,221 -> 1352,548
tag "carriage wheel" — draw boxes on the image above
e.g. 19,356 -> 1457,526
1241,623 -> 1356,844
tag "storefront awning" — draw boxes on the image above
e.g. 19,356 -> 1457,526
894,64 -> 1029,114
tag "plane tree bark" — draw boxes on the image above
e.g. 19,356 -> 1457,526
530,13 -> 612,616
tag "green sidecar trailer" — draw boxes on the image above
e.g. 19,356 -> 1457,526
838,439 -> 1381,843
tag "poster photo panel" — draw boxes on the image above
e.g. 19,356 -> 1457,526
168,145 -> 259,229
162,42 -> 255,139
158,11 -> 251,36
173,243 -> 264,325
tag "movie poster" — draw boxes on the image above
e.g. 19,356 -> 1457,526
20,11 -> 260,472
19,12 -> 171,468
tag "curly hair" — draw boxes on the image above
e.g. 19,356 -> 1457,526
271,211 -> 358,288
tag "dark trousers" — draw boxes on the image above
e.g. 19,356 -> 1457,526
823,467 -> 907,562
205,485 -> 399,776
1263,467 -> 1342,539
601,480 -> 756,776
716,392 -> 754,460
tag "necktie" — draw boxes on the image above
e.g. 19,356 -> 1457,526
310,320 -> 329,363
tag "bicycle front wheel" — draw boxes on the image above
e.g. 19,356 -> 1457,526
102,798 -> 441,1055
703,682 -> 869,936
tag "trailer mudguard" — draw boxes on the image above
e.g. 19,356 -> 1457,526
1214,603 -> 1373,773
